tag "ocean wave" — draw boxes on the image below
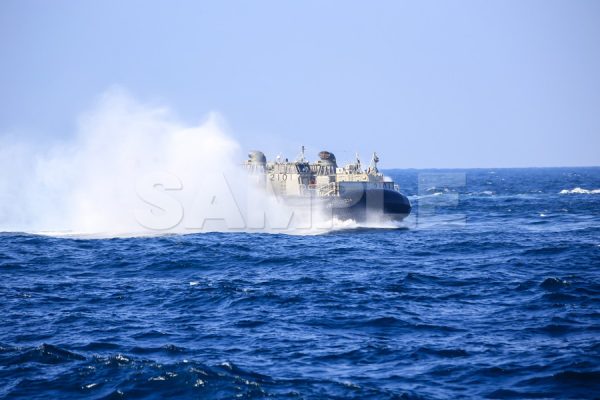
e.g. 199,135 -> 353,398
2,344 -> 86,365
540,277 -> 570,291
559,187 -> 600,195
466,190 -> 496,196
412,347 -> 469,358
0,346 -> 424,399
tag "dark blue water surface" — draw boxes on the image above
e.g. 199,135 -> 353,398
1,168 -> 600,399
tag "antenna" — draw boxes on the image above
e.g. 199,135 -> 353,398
370,152 -> 379,173
296,145 -> 306,163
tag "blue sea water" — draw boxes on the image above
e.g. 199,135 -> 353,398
1,167 -> 599,399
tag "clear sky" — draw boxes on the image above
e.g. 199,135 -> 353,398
1,0 -> 599,168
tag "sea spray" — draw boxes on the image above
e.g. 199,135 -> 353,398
0,88 -> 325,236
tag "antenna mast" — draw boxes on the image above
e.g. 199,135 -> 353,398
298,145 -> 306,162
370,152 -> 379,173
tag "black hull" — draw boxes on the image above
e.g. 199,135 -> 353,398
330,188 -> 411,222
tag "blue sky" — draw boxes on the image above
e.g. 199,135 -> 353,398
1,0 -> 599,168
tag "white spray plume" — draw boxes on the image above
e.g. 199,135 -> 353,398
0,88 -> 334,237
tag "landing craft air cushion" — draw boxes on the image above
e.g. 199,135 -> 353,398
245,148 -> 411,222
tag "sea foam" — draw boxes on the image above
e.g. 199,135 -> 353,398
559,187 -> 600,195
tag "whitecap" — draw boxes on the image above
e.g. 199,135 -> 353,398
115,354 -> 130,363
559,187 -> 600,195
221,361 -> 233,369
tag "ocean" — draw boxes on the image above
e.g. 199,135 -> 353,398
1,167 -> 599,399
